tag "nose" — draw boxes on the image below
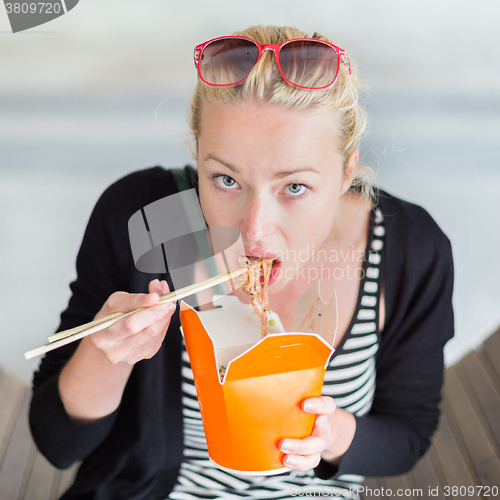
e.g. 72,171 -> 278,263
239,193 -> 275,244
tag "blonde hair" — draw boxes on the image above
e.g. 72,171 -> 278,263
188,25 -> 375,203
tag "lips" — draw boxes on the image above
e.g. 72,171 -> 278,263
268,259 -> 281,285
239,249 -> 282,286
243,248 -> 281,261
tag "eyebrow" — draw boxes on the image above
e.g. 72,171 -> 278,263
205,154 -> 321,179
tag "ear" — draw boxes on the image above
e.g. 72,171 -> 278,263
340,149 -> 359,196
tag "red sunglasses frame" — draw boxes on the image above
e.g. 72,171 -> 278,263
194,35 -> 351,90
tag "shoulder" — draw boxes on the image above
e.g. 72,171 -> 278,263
71,165 -> 197,295
93,165 -> 196,223
374,187 -> 452,255
374,188 -> 454,340
97,166 -> 174,212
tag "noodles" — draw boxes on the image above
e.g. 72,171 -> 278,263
239,256 -> 275,338
218,257 -> 275,380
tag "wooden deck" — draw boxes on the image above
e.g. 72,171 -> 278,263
1,327 -> 499,499
363,326 -> 500,499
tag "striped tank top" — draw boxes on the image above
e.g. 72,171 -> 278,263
168,206 -> 385,500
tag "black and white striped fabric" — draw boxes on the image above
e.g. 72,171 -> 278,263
169,207 -> 385,500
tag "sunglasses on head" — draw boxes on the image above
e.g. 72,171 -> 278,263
194,35 -> 351,90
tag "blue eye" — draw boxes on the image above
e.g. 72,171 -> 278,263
214,174 -> 238,189
209,172 -> 310,200
219,175 -> 236,188
284,183 -> 308,197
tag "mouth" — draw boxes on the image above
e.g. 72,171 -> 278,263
241,252 -> 281,286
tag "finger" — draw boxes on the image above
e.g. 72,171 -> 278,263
279,417 -> 329,457
278,413 -> 331,471
149,279 -> 161,294
302,396 -> 336,415
282,452 -> 321,471
115,301 -> 176,337
105,290 -> 160,316
123,305 -> 175,346
131,312 -> 172,358
160,279 -> 170,296
280,434 -> 326,457
94,301 -> 176,346
112,314 -> 172,364
95,303 -> 175,362
310,414 -> 331,439
149,278 -> 171,296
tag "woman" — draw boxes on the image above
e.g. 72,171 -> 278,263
29,25 -> 454,499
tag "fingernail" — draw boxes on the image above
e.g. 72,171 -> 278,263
165,303 -> 176,313
303,401 -> 315,412
145,292 -> 159,304
280,439 -> 292,453
285,456 -> 297,466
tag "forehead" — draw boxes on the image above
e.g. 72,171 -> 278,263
198,103 -> 343,166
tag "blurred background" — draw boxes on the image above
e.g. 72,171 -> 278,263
1,0 -> 499,383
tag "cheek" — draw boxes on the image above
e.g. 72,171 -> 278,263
282,198 -> 338,260
297,190 -> 339,233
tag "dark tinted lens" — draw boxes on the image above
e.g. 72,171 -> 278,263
279,41 -> 338,88
200,38 -> 259,85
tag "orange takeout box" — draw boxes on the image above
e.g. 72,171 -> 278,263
179,278 -> 338,475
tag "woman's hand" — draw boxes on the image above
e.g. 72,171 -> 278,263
90,279 -> 176,365
59,279 -> 176,422
278,396 -> 356,470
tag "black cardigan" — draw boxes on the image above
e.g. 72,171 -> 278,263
29,166 -> 455,500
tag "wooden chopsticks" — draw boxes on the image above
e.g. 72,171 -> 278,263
24,266 -> 248,360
